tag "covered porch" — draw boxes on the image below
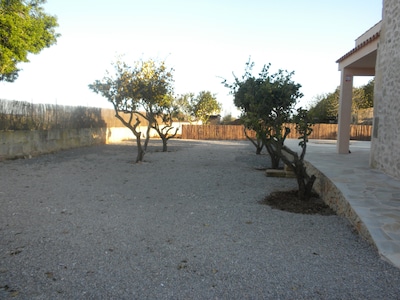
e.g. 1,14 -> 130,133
336,21 -> 381,154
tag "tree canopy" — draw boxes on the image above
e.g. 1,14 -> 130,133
353,79 -> 374,110
173,91 -> 221,124
307,89 -> 339,123
0,0 -> 60,82
308,79 -> 374,123
89,59 -> 175,162
224,60 -> 315,200
224,61 -> 303,165
191,91 -> 221,124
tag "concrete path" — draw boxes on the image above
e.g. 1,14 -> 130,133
286,139 -> 400,269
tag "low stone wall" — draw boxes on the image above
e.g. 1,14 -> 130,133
105,127 -> 158,143
106,127 -> 134,143
0,128 -> 107,160
106,123 -> 185,143
0,123 -> 186,159
304,160 -> 375,246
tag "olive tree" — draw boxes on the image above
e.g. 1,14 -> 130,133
89,59 -> 175,162
223,60 -> 302,168
270,108 -> 316,201
145,93 -> 179,152
225,60 -> 317,201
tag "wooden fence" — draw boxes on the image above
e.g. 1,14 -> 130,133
181,124 -> 372,141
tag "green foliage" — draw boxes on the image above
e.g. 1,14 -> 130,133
225,60 -> 302,128
0,0 -> 60,81
308,79 -> 374,123
273,107 -> 316,201
134,60 -> 175,115
172,93 -> 194,122
89,58 -> 175,161
224,60 -> 316,200
89,59 -> 174,115
223,59 -> 303,166
307,89 -> 339,123
353,79 -> 374,109
191,91 -> 221,124
220,113 -> 235,125
173,91 -> 221,124
293,107 -> 313,157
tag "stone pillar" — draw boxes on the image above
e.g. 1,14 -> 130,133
337,70 -> 353,154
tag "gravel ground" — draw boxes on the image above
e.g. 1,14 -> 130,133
1,139 -> 400,299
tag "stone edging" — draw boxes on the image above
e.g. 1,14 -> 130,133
305,160 -> 376,249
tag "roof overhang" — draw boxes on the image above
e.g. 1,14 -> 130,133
336,21 -> 381,76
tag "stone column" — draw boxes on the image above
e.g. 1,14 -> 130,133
337,69 -> 353,154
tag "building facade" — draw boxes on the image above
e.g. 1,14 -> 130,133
370,0 -> 400,179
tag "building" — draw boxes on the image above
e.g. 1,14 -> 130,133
336,0 -> 400,180
370,0 -> 400,179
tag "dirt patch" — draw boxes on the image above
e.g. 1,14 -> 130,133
261,190 -> 336,216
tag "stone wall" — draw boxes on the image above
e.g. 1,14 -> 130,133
304,161 -> 374,245
371,0 -> 400,179
0,128 -> 106,160
0,119 -> 188,160
105,122 -> 186,143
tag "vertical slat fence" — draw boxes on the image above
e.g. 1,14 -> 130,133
181,124 -> 372,141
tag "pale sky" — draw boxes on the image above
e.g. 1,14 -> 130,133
0,0 -> 382,116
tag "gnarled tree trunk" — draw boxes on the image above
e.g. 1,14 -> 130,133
115,112 -> 146,163
244,127 -> 264,155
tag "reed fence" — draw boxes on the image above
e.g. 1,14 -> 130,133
0,99 -> 160,131
181,124 -> 372,141
0,99 -> 109,130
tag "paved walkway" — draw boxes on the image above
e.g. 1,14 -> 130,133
285,139 -> 400,269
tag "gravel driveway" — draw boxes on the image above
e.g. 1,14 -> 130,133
1,139 -> 400,299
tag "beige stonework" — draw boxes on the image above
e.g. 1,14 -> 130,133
370,0 -> 400,179
0,128 -> 106,160
304,161 -> 375,246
